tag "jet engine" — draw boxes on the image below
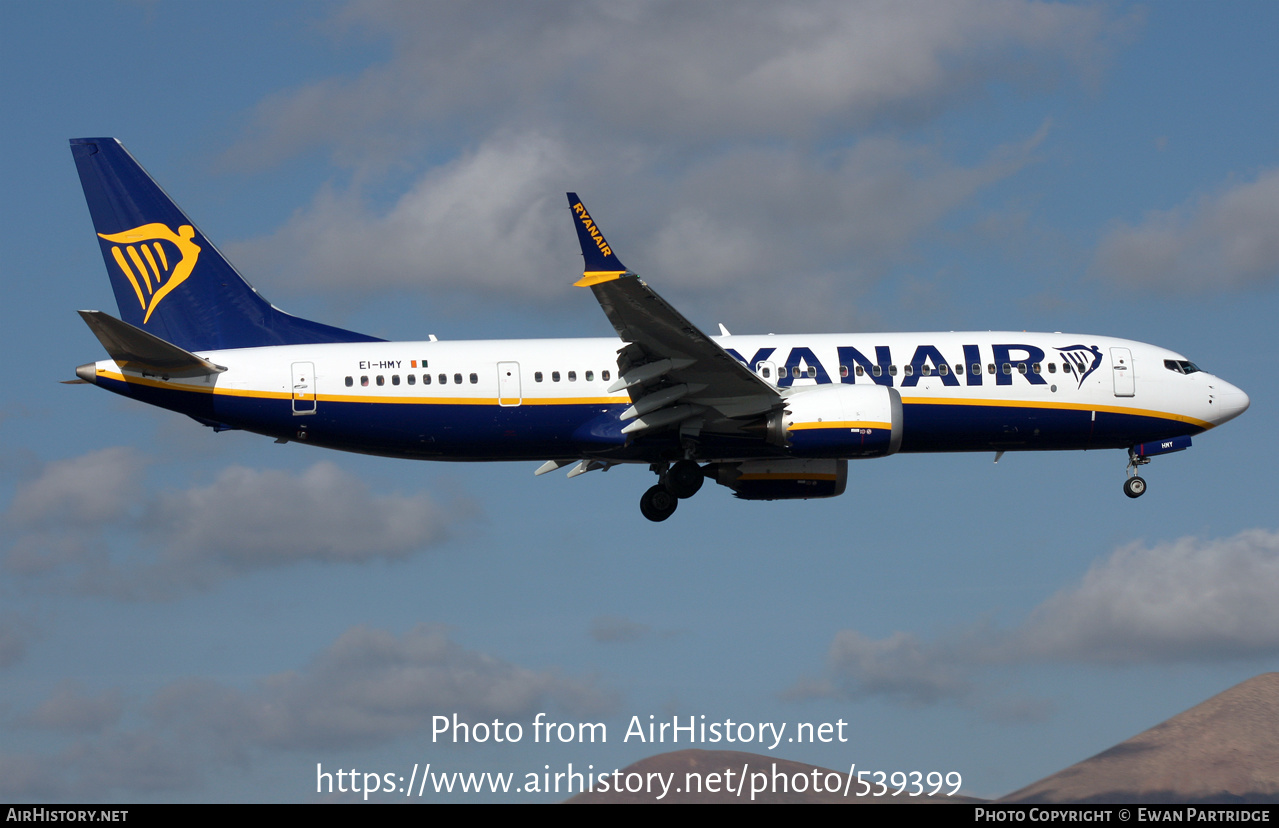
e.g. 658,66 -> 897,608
767,384 -> 903,458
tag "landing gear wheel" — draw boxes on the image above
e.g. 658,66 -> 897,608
640,485 -> 678,522
667,459 -> 704,499
1123,476 -> 1147,499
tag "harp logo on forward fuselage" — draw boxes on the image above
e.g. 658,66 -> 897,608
1055,344 -> 1104,388
97,223 -> 201,324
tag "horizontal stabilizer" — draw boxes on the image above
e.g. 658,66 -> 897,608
78,310 -> 226,378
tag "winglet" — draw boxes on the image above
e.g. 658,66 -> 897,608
567,193 -> 628,286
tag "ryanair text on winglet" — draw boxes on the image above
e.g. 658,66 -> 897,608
572,202 -> 612,258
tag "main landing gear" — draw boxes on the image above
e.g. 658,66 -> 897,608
639,459 -> 705,522
1124,447 -> 1150,499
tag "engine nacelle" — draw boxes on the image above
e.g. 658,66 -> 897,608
768,384 -> 903,458
711,458 -> 847,500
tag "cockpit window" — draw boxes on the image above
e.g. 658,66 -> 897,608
1164,359 -> 1202,375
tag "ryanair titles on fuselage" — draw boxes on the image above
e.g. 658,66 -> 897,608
723,341 -> 1105,388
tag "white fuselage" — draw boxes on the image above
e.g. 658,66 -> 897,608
87,330 -> 1249,464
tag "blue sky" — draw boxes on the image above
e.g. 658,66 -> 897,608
2,1 -> 1277,802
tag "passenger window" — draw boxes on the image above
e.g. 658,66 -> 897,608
987,364 -> 995,374
602,370 -> 611,381
586,371 -> 594,381
1048,363 -> 1056,374
377,375 -> 385,386
973,364 -> 981,375
423,374 -> 431,385
345,376 -> 353,387
361,376 -> 369,386
889,365 -> 898,376
454,373 -> 462,384
469,373 -> 478,384
392,374 -> 400,385
922,364 -> 933,376
839,365 -> 848,378
535,372 -> 543,382
439,374 -> 447,384
408,374 -> 416,385
903,365 -> 914,377
1002,363 -> 1011,375
761,367 -> 771,378
792,367 -> 801,378
568,371 -> 577,382
1017,363 -> 1027,374
856,366 -> 865,377
872,365 -> 882,377
955,364 -> 964,375
1032,363 -> 1041,374
552,371 -> 561,382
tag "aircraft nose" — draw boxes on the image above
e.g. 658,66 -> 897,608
1211,379 -> 1250,425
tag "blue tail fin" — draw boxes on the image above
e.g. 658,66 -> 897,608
71,138 -> 382,351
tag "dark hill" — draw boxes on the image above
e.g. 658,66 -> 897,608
1003,673 -> 1279,804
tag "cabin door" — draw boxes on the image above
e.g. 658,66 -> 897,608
292,362 -> 317,414
1110,348 -> 1134,397
497,362 -> 522,406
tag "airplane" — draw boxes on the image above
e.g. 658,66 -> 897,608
68,137 -> 1250,522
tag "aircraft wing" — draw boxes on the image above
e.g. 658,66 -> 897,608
567,194 -> 781,437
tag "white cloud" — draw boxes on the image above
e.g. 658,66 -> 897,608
0,753 -> 69,799
1093,169 -> 1279,291
144,461 -> 455,567
2,624 -> 615,797
4,448 -> 146,577
648,133 -> 1039,286
231,131 -> 581,297
22,681 -> 123,734
794,629 -> 972,706
229,127 -> 1038,336
164,623 -> 618,751
219,1 -> 1122,328
229,1 -> 1117,166
3,452 -> 470,598
1016,529 -> 1279,662
68,732 -> 199,794
796,529 -> 1279,710
6,447 -> 145,529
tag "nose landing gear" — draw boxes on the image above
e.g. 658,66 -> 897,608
1124,448 -> 1150,499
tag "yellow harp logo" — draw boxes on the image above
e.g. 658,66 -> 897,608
97,223 -> 201,324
